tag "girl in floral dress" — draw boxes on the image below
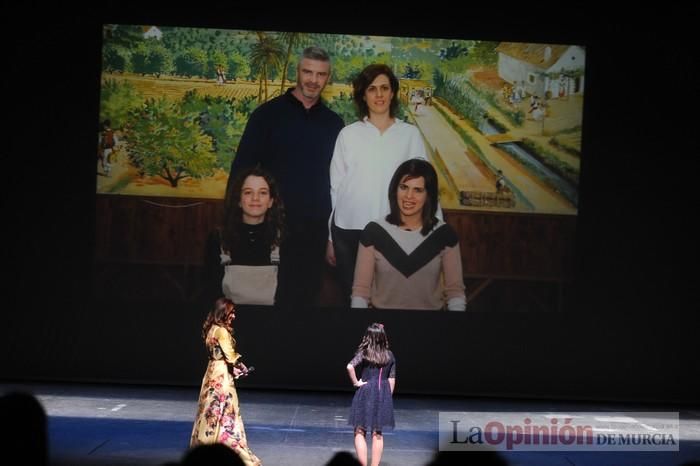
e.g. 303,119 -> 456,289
190,298 -> 262,466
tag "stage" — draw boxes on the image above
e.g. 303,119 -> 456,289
2,382 -> 698,466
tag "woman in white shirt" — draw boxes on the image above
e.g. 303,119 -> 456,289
326,64 -> 428,304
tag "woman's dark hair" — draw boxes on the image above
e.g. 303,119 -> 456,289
202,297 -> 235,341
352,64 -> 399,119
222,166 -> 285,252
357,323 -> 390,366
386,159 -> 439,236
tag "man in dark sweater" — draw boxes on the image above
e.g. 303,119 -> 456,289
227,46 -> 345,308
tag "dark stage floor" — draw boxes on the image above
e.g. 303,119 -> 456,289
2,382 -> 699,466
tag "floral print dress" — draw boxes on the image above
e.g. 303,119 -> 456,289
190,325 -> 262,466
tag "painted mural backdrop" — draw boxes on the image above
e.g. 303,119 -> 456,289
97,25 -> 585,215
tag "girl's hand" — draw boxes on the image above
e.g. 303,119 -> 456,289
233,362 -> 248,378
354,379 -> 367,388
325,240 -> 336,266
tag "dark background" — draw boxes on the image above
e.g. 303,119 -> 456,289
3,8 -> 697,403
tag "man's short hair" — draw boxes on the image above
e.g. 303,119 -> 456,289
301,46 -> 330,63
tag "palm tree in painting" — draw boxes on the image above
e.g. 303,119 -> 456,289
249,32 -> 285,103
278,32 -> 310,94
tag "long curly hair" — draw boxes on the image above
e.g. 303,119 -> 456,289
356,323 -> 391,366
201,297 -> 235,341
222,166 -> 285,253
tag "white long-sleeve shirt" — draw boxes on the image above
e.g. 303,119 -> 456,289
329,118 -> 428,237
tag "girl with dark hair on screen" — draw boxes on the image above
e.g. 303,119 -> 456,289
190,298 -> 261,466
205,166 -> 285,305
351,159 -> 466,310
346,322 -> 396,466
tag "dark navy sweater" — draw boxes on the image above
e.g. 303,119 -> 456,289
229,89 -> 345,227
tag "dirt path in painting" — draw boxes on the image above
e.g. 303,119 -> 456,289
411,101 -> 576,214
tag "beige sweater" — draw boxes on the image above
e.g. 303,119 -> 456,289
351,218 -> 466,310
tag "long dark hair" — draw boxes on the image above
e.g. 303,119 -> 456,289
357,323 -> 391,366
386,159 -> 439,236
222,166 -> 285,252
352,63 -> 399,119
201,297 -> 235,341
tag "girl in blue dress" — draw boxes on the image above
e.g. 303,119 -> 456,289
346,323 -> 396,466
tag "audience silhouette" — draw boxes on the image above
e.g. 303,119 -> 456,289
181,443 -> 246,465
426,450 -> 508,466
325,450 -> 362,466
0,391 -> 48,466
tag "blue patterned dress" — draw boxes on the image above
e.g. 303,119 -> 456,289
348,350 -> 396,431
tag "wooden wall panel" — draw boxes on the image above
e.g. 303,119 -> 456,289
96,195 -> 223,265
95,197 -> 576,280
444,209 -> 577,280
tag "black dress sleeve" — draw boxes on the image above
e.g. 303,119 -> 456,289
388,351 -> 396,378
348,351 -> 364,368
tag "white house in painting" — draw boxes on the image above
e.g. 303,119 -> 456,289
495,42 -> 585,100
142,26 -> 163,40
